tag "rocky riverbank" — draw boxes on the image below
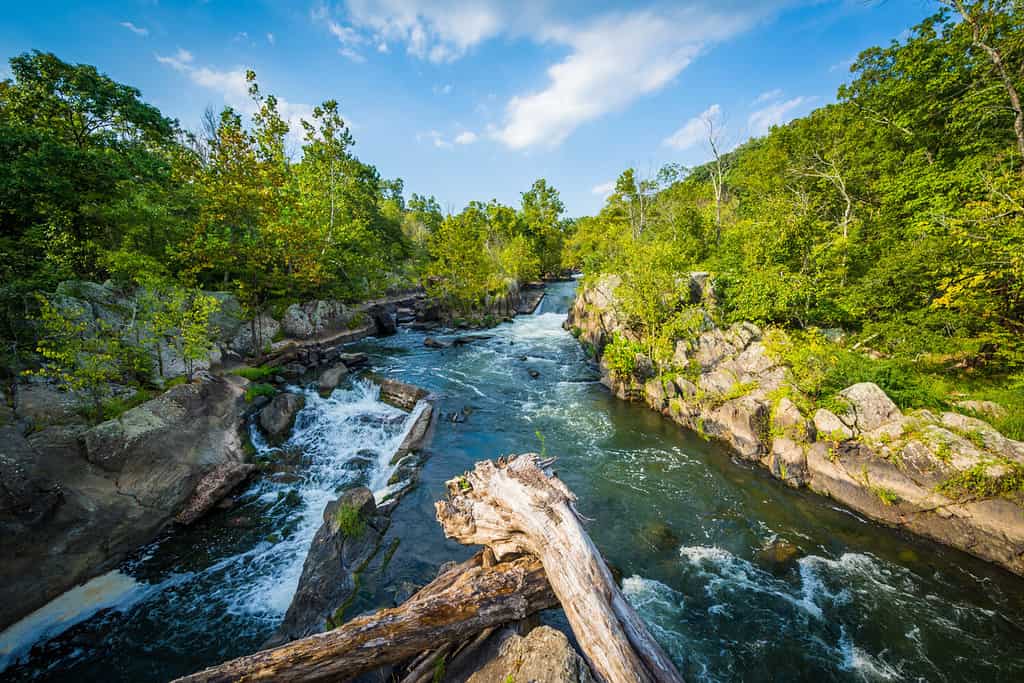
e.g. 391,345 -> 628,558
568,274 -> 1024,576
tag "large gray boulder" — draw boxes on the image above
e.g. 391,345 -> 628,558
837,382 -> 902,434
317,364 -> 349,397
229,314 -> 281,357
0,376 -> 246,631
377,378 -> 429,412
457,625 -> 594,683
258,392 -> 306,445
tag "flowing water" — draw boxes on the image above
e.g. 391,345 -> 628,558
5,279 -> 1024,681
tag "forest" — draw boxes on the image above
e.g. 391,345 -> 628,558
564,2 -> 1024,438
0,52 -> 569,405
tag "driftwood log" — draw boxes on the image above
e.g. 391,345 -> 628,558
173,551 -> 556,682
435,454 -> 683,683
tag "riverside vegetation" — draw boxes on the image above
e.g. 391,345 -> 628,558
0,50 -> 571,419
563,2 -> 1024,443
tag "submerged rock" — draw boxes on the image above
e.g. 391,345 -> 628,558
424,336 -> 450,349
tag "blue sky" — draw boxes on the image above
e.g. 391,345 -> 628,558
2,1 -> 934,216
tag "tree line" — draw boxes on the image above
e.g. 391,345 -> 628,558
0,51 -> 571,384
565,1 -> 1023,432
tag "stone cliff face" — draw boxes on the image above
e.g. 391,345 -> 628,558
568,275 -> 1024,576
0,375 -> 248,630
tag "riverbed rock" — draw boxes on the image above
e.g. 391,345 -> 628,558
369,303 -> 398,336
258,392 -> 306,445
318,363 -> 349,397
458,625 -> 594,683
267,487 -> 389,646
392,403 -> 434,462
424,336 -> 450,349
568,275 -> 1024,577
0,375 -> 247,631
377,377 -> 429,412
175,462 -> 256,524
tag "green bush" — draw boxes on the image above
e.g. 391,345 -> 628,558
232,365 -> 279,381
244,383 -> 276,402
603,333 -> 646,379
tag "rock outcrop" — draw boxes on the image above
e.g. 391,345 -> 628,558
258,392 -> 306,445
456,626 -> 595,683
0,375 -> 248,630
569,274 -> 1024,577
267,487 -> 389,647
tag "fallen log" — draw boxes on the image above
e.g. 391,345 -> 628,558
172,551 -> 556,682
435,454 -> 683,683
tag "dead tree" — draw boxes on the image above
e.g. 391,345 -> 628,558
172,552 -> 556,682
436,454 -> 683,683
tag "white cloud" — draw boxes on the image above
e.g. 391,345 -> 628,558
493,6 -> 765,149
591,181 -> 615,196
663,103 -> 720,151
377,41 -> 389,53
155,52 -> 315,143
454,130 -> 478,144
343,0 -> 503,63
155,48 -> 194,71
267,33 -> 275,45
119,21 -> 149,37
433,83 -> 453,95
419,130 -> 451,148
829,57 -> 855,73
748,95 -> 812,136
754,88 -> 783,104
234,31 -> 249,42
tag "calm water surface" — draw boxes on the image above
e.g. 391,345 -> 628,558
5,280 -> 1024,682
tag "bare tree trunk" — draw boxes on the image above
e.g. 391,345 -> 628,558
436,454 -> 683,683
950,0 -> 1024,163
171,552 -> 556,683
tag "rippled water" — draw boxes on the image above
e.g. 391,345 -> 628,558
6,279 -> 1024,681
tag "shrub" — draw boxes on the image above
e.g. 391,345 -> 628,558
603,333 -> 646,379
245,382 -> 276,402
232,365 -> 278,381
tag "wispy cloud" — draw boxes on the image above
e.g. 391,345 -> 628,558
419,130 -> 452,148
748,95 -> 813,135
591,181 -> 615,196
454,130 -> 478,145
267,33 -> 275,45
155,48 -> 194,71
433,83 -> 453,95
154,51 -> 315,143
754,88 -> 783,104
663,103 -> 720,151
119,21 -> 149,37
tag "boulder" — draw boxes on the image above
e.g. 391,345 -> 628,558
955,400 -> 1007,420
336,352 -> 369,368
259,393 -> 306,445
838,382 -> 902,434
814,408 -> 854,441
369,304 -> 398,336
318,364 -> 349,397
377,378 -> 429,412
460,626 -> 594,683
207,292 -> 244,341
281,304 -> 314,339
424,336 -> 450,349
772,397 -> 814,441
229,314 -> 281,357
14,382 -> 82,426
267,487 -> 388,646
175,462 -> 256,524
391,403 -> 434,462
0,376 -> 247,631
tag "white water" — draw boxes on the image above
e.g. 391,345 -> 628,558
0,377 -> 427,671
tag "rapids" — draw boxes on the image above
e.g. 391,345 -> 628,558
5,279 -> 1024,681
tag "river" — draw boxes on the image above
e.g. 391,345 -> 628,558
4,279 -> 1024,681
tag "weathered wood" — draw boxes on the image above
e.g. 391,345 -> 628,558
172,552 -> 555,683
435,454 -> 683,683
